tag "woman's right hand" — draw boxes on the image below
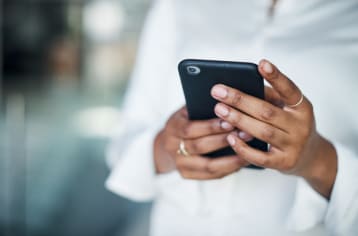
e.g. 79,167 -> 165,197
154,106 -> 250,179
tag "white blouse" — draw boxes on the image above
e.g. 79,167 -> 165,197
106,0 -> 358,235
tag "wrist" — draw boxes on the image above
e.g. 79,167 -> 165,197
301,135 -> 338,199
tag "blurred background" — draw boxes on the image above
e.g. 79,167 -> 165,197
0,0 -> 152,235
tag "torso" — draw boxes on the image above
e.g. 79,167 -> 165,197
151,0 -> 358,235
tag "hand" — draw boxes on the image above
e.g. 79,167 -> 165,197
211,59 -> 337,198
154,107 -> 249,179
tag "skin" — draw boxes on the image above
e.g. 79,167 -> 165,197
154,59 -> 337,199
154,108 -> 249,179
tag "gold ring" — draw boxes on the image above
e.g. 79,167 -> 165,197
287,91 -> 304,108
177,140 -> 190,157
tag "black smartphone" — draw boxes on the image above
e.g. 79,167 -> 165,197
178,59 -> 268,169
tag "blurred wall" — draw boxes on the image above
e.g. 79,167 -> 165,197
1,1 -> 153,236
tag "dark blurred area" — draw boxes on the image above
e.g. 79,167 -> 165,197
3,0 -> 74,85
0,0 -> 152,236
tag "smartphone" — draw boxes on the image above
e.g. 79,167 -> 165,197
178,59 -> 268,169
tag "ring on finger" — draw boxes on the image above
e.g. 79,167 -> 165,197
287,91 -> 304,108
177,139 -> 190,157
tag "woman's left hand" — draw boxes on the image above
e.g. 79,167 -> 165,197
211,59 -> 337,199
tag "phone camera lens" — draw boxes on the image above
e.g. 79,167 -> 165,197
187,66 -> 201,75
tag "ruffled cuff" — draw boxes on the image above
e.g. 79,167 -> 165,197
285,177 -> 328,231
324,142 -> 358,235
286,142 -> 358,235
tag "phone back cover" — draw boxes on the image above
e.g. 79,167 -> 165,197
179,59 -> 268,169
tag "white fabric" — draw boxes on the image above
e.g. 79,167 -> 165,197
106,0 -> 358,235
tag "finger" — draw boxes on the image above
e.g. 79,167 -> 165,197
264,86 -> 284,108
227,133 -> 282,169
176,130 -> 254,156
184,133 -> 231,155
168,117 -> 234,139
215,103 -> 290,148
176,155 -> 247,179
175,154 -> 210,172
180,119 -> 234,138
258,59 -> 309,109
236,130 -> 254,142
211,84 -> 292,131
179,106 -> 189,118
206,155 -> 248,177
177,169 -> 215,180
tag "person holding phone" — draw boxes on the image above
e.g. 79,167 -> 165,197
106,0 -> 358,235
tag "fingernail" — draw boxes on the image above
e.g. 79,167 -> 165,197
238,131 -> 254,141
215,104 -> 229,117
263,61 -> 273,74
220,121 -> 233,130
212,86 -> 228,99
227,134 -> 236,146
238,131 -> 248,139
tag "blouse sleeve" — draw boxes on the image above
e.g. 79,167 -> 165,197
286,142 -> 358,235
105,0 -> 178,202
324,143 -> 358,235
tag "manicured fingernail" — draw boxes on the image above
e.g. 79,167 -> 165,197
220,121 -> 233,130
227,134 -> 236,146
263,61 -> 273,74
215,104 -> 229,117
238,131 -> 254,141
212,86 -> 228,99
239,131 -> 247,139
